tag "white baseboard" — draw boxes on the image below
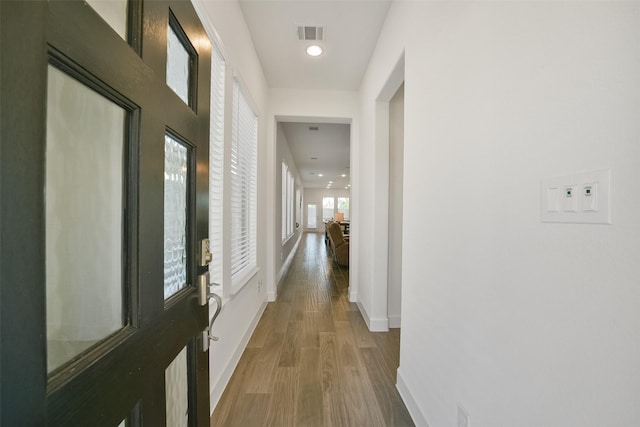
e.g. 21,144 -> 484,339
397,367 -> 430,427
349,289 -> 358,302
267,291 -> 277,302
209,300 -> 268,414
277,233 -> 302,285
356,300 -> 389,332
388,314 -> 401,328
369,316 -> 389,332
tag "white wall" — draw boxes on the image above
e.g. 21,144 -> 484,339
387,83 -> 404,329
193,0 -> 270,414
276,123 -> 303,285
268,89 -> 359,301
360,2 -> 640,426
354,45 -> 405,333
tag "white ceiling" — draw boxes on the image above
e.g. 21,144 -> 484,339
239,1 -> 389,189
238,0 -> 391,91
280,122 -> 351,189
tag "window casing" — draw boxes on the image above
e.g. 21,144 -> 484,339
208,47 -> 260,294
208,46 -> 225,286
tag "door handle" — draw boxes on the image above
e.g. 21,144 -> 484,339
199,273 -> 222,351
206,292 -> 222,342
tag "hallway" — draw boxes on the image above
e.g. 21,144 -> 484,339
211,232 -> 414,426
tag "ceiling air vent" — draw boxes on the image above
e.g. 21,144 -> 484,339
297,26 -> 324,41
309,126 -> 319,131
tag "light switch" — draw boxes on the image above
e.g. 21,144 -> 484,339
540,169 -> 611,224
546,187 -> 559,212
582,183 -> 598,212
562,185 -> 578,212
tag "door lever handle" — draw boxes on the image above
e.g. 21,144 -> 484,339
207,292 -> 222,328
198,273 -> 223,351
207,291 -> 222,342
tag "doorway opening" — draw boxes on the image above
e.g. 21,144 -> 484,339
371,52 -> 404,334
387,82 -> 404,328
274,118 -> 353,296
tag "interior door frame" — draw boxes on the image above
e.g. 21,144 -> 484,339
1,1 -> 211,425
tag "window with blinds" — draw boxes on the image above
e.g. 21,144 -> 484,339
208,46 -> 225,286
282,161 -> 294,242
230,79 -> 257,280
288,167 -> 293,237
282,162 -> 287,241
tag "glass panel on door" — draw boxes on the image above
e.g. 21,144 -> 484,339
164,134 -> 188,299
86,0 -> 128,40
165,346 -> 189,427
45,65 -> 126,373
166,17 -> 194,106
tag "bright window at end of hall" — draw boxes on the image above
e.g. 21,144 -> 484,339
322,197 -> 334,221
337,197 -> 349,221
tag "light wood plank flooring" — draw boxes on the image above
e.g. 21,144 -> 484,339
211,232 -> 414,427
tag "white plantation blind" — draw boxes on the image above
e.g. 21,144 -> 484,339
281,161 -> 294,241
208,47 -> 225,285
282,162 -> 287,241
288,170 -> 294,237
230,79 -> 257,280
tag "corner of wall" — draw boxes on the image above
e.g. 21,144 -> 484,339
396,368 -> 430,427
356,300 -> 389,332
388,315 -> 401,329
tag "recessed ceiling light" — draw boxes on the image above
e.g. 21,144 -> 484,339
329,181 -> 333,184
344,187 -> 348,189
306,45 -> 323,57
341,174 -> 346,177
318,173 -> 323,177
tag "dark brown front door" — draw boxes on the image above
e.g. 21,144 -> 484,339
1,1 -> 212,425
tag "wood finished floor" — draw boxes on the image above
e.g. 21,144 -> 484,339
211,232 -> 414,427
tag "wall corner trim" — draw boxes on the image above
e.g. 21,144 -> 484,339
356,300 -> 389,332
388,315 -> 401,329
397,368 -> 430,427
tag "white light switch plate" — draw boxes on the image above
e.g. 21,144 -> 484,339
541,169 -> 611,224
